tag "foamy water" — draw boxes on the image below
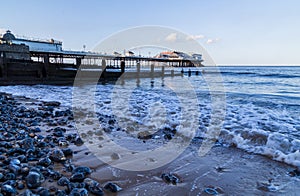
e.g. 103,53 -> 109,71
1,66 -> 300,167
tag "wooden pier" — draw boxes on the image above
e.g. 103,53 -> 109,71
0,42 -> 203,85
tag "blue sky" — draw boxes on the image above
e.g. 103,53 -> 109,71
1,0 -> 299,65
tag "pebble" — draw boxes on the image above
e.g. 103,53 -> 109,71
69,188 -> 89,196
72,166 -> 92,176
161,173 -> 180,185
1,184 -> 17,195
62,148 -> 73,157
55,190 -> 67,196
26,170 -> 45,188
0,94 -> 120,195
288,169 -> 300,177
43,101 -> 61,107
137,131 -> 153,140
48,149 -> 66,162
104,182 -> 122,192
204,187 -> 219,195
36,187 -> 50,196
74,137 -> 84,146
37,157 -> 52,167
57,177 -> 70,186
89,186 -> 104,196
111,153 -> 121,160
83,178 -> 99,188
70,173 -> 86,182
19,189 -> 34,196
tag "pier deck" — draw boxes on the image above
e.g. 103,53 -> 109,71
0,48 -> 202,85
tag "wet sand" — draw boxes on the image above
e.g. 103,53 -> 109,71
1,93 -> 300,195
74,139 -> 300,196
71,100 -> 300,195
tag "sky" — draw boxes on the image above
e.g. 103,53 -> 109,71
0,0 -> 299,65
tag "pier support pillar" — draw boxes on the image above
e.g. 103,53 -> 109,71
136,61 -> 141,86
44,54 -> 49,65
161,66 -> 165,78
42,54 -> 50,78
136,61 -> 140,78
76,58 -> 81,68
188,69 -> 191,77
2,55 -> 7,78
102,59 -> 106,78
121,60 -> 125,73
151,63 -> 154,79
0,57 -> 3,78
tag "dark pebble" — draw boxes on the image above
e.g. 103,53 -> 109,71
69,188 -> 88,196
25,171 -> 44,189
53,130 -> 64,137
64,163 -> 75,172
70,173 -> 85,182
72,166 -> 91,176
48,186 -> 57,193
17,181 -> 25,190
57,177 -> 70,186
3,180 -> 17,187
48,170 -> 62,180
74,138 -> 84,146
10,159 -> 21,166
16,155 -> 27,163
1,184 -> 17,196
37,157 -> 52,167
83,178 -> 99,188
89,186 -> 104,196
103,182 -> 122,192
36,187 -> 50,196
44,101 -> 61,107
161,173 -> 180,185
137,131 -> 153,140
19,189 -> 33,196
4,173 -> 16,180
204,187 -> 219,195
288,169 -> 300,177
62,148 -> 73,157
48,149 -> 66,162
8,164 -> 20,175
67,182 -> 77,192
55,190 -> 67,196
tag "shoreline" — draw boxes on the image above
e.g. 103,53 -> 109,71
0,92 -> 299,195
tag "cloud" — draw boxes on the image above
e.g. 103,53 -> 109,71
186,34 -> 205,41
206,38 -> 220,44
165,33 -> 177,42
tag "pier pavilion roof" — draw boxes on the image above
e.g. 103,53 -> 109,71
2,30 -> 16,41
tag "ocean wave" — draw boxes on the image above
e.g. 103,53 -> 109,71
217,130 -> 300,167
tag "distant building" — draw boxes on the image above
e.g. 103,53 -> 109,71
156,51 -> 180,59
0,30 -> 62,52
155,51 -> 187,59
155,51 -> 202,61
191,53 -> 202,60
0,44 -> 30,60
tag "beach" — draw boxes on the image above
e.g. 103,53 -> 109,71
1,67 -> 300,195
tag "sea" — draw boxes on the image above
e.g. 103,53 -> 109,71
0,66 -> 299,167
